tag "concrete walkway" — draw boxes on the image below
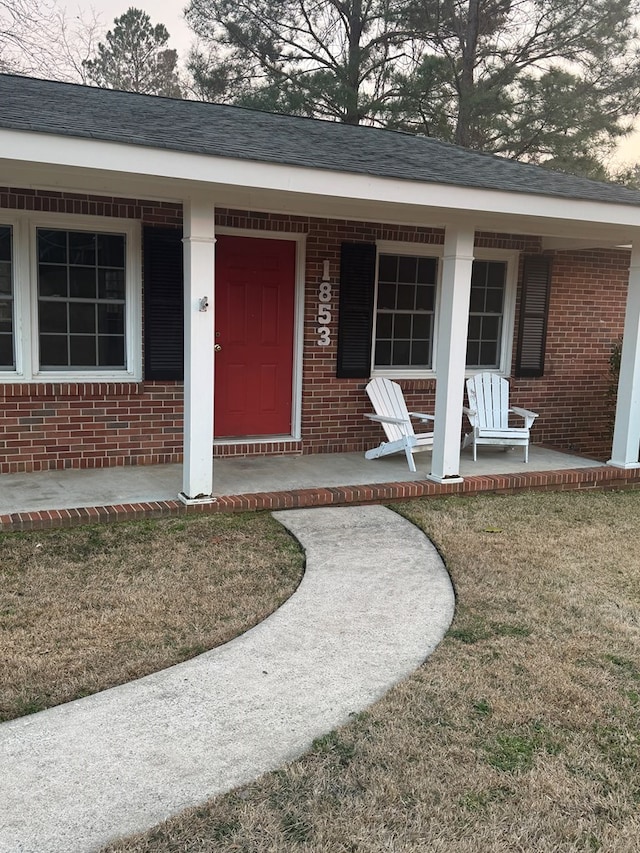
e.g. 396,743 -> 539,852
0,505 -> 455,853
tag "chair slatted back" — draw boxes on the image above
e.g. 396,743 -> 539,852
366,378 -> 413,444
467,373 -> 509,430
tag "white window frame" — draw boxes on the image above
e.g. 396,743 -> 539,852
0,212 -> 142,382
371,241 -> 518,379
0,212 -> 21,375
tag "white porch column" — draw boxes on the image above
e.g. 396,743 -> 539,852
429,225 -> 475,483
180,197 -> 216,503
609,241 -> 640,469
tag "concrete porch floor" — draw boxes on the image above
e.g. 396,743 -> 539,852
0,445 -> 604,517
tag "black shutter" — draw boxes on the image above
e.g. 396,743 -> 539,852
515,255 -> 552,378
336,242 -> 376,378
143,226 -> 184,380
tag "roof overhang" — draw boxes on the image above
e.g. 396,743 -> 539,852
2,128 -> 640,248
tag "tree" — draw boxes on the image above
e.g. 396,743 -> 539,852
0,0 -> 101,81
185,0 -> 640,178
83,7 -> 182,97
389,0 -> 640,172
185,0 -> 413,124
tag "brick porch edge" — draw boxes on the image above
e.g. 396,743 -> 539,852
2,465 -> 640,533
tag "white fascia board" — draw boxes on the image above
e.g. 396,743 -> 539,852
2,127 -> 640,233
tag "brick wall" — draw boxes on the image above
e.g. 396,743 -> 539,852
508,249 -> 629,460
0,382 -> 182,474
0,188 -> 630,472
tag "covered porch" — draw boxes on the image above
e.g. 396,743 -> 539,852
3,444 -> 638,532
2,76 -> 640,505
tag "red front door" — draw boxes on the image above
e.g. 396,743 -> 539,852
214,235 -> 296,438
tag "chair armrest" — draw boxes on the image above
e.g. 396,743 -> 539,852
365,414 -> 409,425
510,406 -> 539,428
463,406 -> 477,426
408,411 -> 434,422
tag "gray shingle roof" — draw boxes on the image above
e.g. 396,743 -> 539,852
2,73 -> 640,207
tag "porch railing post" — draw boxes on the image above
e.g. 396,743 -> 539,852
609,240 -> 640,469
180,196 -> 217,503
429,225 -> 475,483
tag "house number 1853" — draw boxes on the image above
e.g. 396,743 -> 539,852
317,264 -> 332,346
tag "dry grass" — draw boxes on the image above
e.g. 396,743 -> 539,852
103,490 -> 640,853
0,513 -> 303,722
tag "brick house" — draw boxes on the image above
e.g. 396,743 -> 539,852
1,74 -> 639,502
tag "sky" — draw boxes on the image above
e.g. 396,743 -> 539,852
84,0 -> 640,167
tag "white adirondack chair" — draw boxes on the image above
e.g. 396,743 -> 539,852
364,377 -> 434,473
462,372 -> 538,462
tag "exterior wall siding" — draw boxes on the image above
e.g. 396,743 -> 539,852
0,188 -> 629,472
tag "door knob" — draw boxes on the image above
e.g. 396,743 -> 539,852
214,344 -> 222,352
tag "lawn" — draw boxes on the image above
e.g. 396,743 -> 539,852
0,513 -> 304,722
98,490 -> 640,853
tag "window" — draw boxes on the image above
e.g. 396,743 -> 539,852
374,253 -> 437,368
37,229 -> 126,369
466,260 -> 507,369
372,246 -> 515,376
0,214 -> 140,382
0,225 -> 13,370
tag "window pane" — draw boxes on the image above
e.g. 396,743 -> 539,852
0,261 -> 11,295
69,267 -> 97,299
98,269 -> 125,300
375,339 -> 391,365
467,315 -> 481,338
394,313 -> 411,338
482,316 -> 500,340
0,300 -> 12,333
377,282 -> 395,310
38,230 -> 67,264
410,339 -> 430,365
469,285 -> 485,312
398,256 -> 417,284
396,284 -> 414,310
487,262 -> 506,286
485,287 -> 504,313
412,313 -> 430,339
466,341 -> 479,366
70,335 -> 97,366
40,334 -> 68,366
98,335 -> 125,367
376,313 -> 392,338
0,333 -> 13,367
471,263 -> 486,288
417,257 -> 437,284
98,233 -> 125,268
69,231 -> 96,266
39,265 -> 68,298
40,301 -> 67,334
415,284 -> 434,311
378,255 -> 397,282
69,302 -> 96,333
98,304 -> 124,334
480,341 -> 498,366
392,340 -> 410,364
0,226 -> 11,262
